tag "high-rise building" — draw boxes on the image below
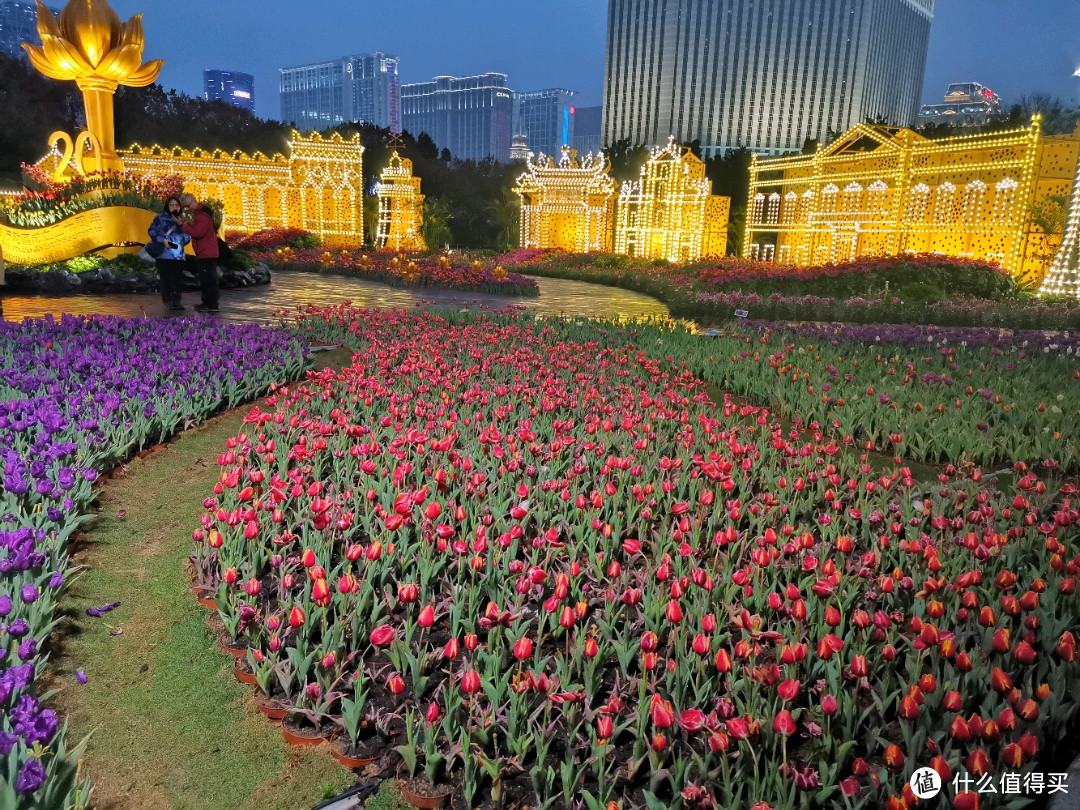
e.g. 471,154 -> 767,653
204,70 -> 255,113
571,105 -> 603,157
513,89 -> 576,160
603,0 -> 934,157
401,74 -> 513,162
279,53 -> 401,132
0,1 -> 60,62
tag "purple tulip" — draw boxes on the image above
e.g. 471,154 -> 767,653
15,757 -> 46,794
17,638 -> 37,661
48,571 -> 64,589
0,594 -> 11,616
20,584 -> 39,604
75,670 -> 88,684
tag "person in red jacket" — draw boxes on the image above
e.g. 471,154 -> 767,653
175,193 -> 220,313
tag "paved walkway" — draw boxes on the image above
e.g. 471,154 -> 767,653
0,269 -> 671,326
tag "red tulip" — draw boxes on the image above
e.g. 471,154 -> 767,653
898,695 -> 920,720
944,690 -> 963,712
930,754 -> 952,782
1018,732 -> 1038,758
513,637 -> 533,661
223,567 -> 238,585
640,631 -> 658,653
692,633 -> 710,655
596,714 -> 614,740
666,599 -> 683,624
715,648 -> 733,673
369,624 -> 395,647
850,654 -> 868,678
777,679 -> 800,701
953,790 -> 980,810
651,733 -> 667,752
918,674 -> 936,693
464,633 -> 478,651
992,627 -> 1010,653
426,702 -> 440,724
301,548 -> 316,567
460,669 -> 481,694
679,708 -> 706,732
443,638 -> 460,660
1012,640 -> 1037,664
650,695 -> 675,729
773,709 -> 796,736
1057,631 -> 1077,662
583,637 -> 599,657
244,578 -> 260,596
821,694 -> 838,715
965,748 -> 991,777
559,605 -> 575,629
388,674 -> 406,695
824,606 -> 841,626
312,577 -> 331,607
990,667 -> 1013,693
726,717 -> 749,740
289,606 -> 305,628
418,605 -> 435,628
883,743 -> 904,771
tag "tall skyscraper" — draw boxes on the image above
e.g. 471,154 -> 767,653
0,1 -> 60,61
204,70 -> 255,113
571,105 -> 603,157
279,53 -> 401,132
401,74 -> 513,162
513,89 -> 576,160
603,0 -> 934,156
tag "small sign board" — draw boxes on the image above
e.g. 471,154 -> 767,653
734,309 -> 749,318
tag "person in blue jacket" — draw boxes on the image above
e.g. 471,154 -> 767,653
148,196 -> 191,311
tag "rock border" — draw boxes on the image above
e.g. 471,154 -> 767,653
3,261 -> 272,295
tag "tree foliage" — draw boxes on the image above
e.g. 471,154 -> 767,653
0,52 -> 80,183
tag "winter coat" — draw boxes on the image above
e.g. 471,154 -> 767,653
180,205 -> 220,259
148,211 -> 190,261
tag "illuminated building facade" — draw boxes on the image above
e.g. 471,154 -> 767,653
1038,150 -> 1080,299
401,74 -> 513,162
918,82 -> 1003,128
0,1 -> 60,61
376,151 -> 425,252
120,131 -> 365,244
515,146 -> 617,254
514,89 -> 576,161
603,0 -> 934,156
204,70 -> 255,113
279,53 -> 400,132
614,137 -> 730,262
743,117 -> 1080,284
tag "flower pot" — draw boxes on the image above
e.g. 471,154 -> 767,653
253,691 -> 287,722
398,778 -> 453,809
329,729 -> 383,769
233,656 -> 258,686
191,579 -> 217,608
281,714 -> 326,747
219,633 -> 247,657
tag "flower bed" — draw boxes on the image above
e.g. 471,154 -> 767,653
1,166 -> 185,229
0,315 -> 307,807
254,248 -> 539,296
498,251 -> 1080,330
685,321 -> 1080,473
194,307 -> 1080,809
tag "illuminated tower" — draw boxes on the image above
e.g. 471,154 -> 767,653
376,151 -> 425,252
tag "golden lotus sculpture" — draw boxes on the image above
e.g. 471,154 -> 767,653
23,0 -> 163,173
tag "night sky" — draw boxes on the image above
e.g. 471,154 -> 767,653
93,0 -> 1078,121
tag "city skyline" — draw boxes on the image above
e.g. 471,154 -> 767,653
20,0 -> 1080,125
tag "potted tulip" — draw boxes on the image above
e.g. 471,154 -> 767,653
396,708 -> 454,808
330,668 -> 389,768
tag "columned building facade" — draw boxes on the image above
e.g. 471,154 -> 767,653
401,74 -> 513,162
279,53 -> 401,132
602,0 -> 934,156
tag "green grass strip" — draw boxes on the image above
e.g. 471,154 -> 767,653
45,353 -> 356,810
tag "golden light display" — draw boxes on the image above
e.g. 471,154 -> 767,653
744,117 -> 1080,284
22,0 -> 163,174
614,137 -> 729,263
376,151 -> 425,252
1038,150 -> 1080,298
514,147 -> 617,253
119,131 -> 365,244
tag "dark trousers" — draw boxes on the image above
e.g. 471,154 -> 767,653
196,257 -> 219,308
155,258 -> 186,305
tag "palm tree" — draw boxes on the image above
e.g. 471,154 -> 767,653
489,189 -> 520,251
422,198 -> 454,250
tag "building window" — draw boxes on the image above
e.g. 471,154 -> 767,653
906,183 -> 930,222
934,182 -> 957,224
993,177 -> 1017,222
962,180 -> 987,224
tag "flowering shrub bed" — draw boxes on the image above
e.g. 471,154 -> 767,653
685,321 -> 1080,473
195,307 -> 1080,809
498,251 -> 1080,330
225,228 -> 322,251
255,249 -> 539,296
1,166 -> 186,228
0,315 -> 307,808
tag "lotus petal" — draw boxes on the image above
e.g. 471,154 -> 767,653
118,15 -> 145,51
41,35 -> 96,77
33,0 -> 63,40
94,42 -> 141,82
120,59 -> 164,88
22,43 -> 73,81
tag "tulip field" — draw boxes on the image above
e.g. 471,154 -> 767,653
0,315 -> 307,807
191,306 -> 1080,809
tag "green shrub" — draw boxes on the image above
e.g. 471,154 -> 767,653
103,253 -> 155,275
65,254 -> 104,273
289,233 -> 321,249
230,248 -> 257,270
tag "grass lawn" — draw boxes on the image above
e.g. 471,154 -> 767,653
40,350 -> 389,810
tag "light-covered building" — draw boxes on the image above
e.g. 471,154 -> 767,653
513,89 -> 576,161
603,0 -> 934,156
279,53 -> 400,132
0,1 -> 60,61
204,70 -> 255,113
401,73 -> 513,162
918,82 -> 1003,129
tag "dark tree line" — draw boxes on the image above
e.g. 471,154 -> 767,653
0,52 -> 81,184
